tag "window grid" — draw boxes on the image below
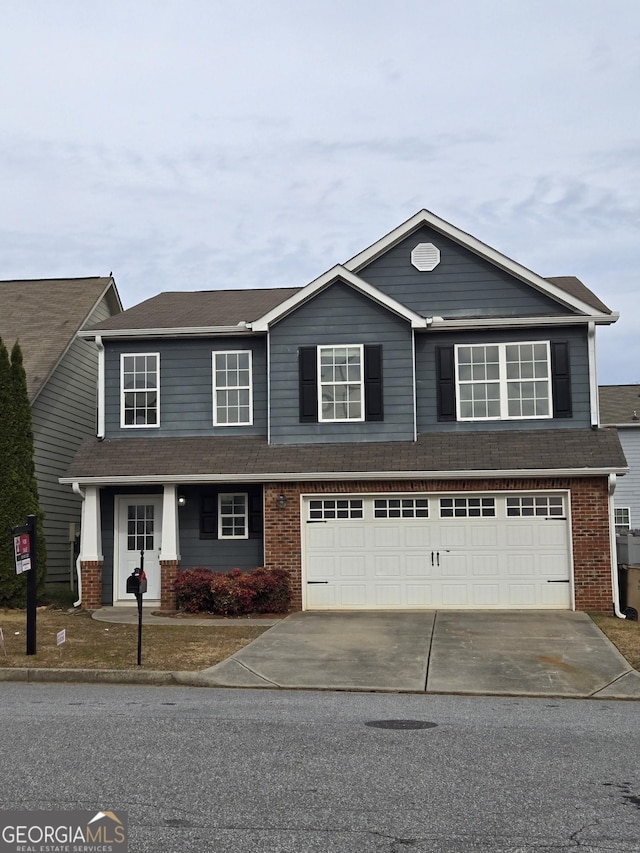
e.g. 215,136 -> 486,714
456,342 -> 551,421
127,504 -> 155,551
506,496 -> 565,518
440,497 -> 496,518
374,498 -> 429,519
318,345 -> 364,423
121,353 -> 159,427
308,499 -> 364,520
218,493 -> 248,539
614,507 -> 631,534
213,351 -> 252,426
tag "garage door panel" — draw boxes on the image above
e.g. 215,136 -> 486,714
440,554 -> 468,576
338,585 -> 369,607
472,555 -> 500,576
537,524 -> 568,547
507,583 -> 537,606
439,526 -> 468,548
471,584 -> 501,605
441,584 -> 469,606
404,527 -> 433,547
508,554 -> 536,575
373,555 -> 402,577
506,525 -> 535,547
542,582 -> 571,606
307,555 -> 336,578
375,584 -> 402,606
337,556 -> 367,578
471,525 -> 499,547
405,583 -> 433,605
337,525 -> 366,548
406,555 -> 429,576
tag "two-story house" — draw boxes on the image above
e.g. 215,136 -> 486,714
63,211 -> 627,614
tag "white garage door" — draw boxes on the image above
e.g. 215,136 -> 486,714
303,493 -> 572,610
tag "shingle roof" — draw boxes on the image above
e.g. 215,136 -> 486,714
63,428 -> 627,483
545,276 -> 612,315
88,288 -> 301,332
599,385 -> 640,425
0,277 -> 120,400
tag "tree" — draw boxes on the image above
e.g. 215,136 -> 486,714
0,337 -> 46,606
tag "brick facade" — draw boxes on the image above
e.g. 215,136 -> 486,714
264,477 -> 614,614
80,560 -> 103,610
160,559 -> 180,611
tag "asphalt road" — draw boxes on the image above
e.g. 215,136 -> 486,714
0,685 -> 638,852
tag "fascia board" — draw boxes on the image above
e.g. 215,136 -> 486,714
78,325 -> 255,339
61,465 -> 628,486
252,265 -> 428,331
425,313 -> 619,331
344,209 -> 608,317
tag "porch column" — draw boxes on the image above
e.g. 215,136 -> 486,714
159,484 -> 180,611
79,486 -> 103,610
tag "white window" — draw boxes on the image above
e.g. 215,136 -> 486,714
374,498 -> 429,519
213,351 -> 253,425
308,499 -> 364,520
121,353 -> 159,427
455,342 -> 551,421
615,507 -> 631,534
318,345 -> 364,422
440,497 -> 496,518
218,493 -> 248,539
506,496 -> 565,518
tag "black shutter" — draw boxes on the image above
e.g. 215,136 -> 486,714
364,344 -> 383,421
436,346 -> 456,421
299,346 -> 317,422
248,489 -> 263,539
200,494 -> 217,539
551,341 -> 572,418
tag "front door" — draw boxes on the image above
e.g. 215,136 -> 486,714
115,496 -> 163,603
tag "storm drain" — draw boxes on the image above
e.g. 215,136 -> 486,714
365,720 -> 438,730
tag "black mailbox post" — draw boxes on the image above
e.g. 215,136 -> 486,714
127,553 -> 147,665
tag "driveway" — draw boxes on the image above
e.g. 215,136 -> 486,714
202,610 -> 640,699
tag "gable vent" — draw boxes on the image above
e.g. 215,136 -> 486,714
411,242 -> 440,271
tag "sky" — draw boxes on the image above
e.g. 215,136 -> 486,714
0,0 -> 638,384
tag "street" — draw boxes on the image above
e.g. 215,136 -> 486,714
0,684 -> 638,852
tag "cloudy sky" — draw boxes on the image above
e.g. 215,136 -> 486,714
1,0 -> 638,383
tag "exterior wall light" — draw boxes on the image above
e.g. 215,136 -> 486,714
276,493 -> 287,509
177,495 -> 187,508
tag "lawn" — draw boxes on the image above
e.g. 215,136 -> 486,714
590,614 -> 640,671
0,607 -> 268,671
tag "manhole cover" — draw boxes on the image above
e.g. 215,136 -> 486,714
365,720 -> 438,730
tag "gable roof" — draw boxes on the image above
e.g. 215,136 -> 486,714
599,385 -> 640,426
0,277 -> 122,401
63,428 -> 627,484
345,210 -> 615,320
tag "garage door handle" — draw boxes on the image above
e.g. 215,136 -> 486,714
547,579 -> 570,583
431,552 -> 434,566
307,581 -> 329,584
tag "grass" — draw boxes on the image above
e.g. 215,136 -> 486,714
590,614 -> 640,670
0,607 -> 268,671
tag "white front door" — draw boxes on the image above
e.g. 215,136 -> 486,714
115,496 -> 163,603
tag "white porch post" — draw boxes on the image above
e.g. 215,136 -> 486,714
80,486 -> 103,561
160,485 -> 180,562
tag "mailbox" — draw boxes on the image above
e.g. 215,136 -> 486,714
126,568 -> 147,596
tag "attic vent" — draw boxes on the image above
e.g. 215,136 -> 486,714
411,242 -> 440,272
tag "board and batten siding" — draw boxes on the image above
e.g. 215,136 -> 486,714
103,336 -> 267,438
415,325 -> 592,432
613,429 -> 640,529
358,224 -> 573,319
32,296 -> 113,586
269,280 -> 415,445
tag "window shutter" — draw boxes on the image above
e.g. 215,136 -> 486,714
436,346 -> 456,421
551,341 -> 572,418
248,490 -> 263,539
364,344 -> 383,421
299,346 -> 317,422
200,494 -> 218,539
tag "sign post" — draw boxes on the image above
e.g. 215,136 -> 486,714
12,514 -> 38,655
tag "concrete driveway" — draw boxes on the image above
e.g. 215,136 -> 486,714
203,610 -> 640,699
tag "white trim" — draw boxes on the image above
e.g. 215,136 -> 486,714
61,465 -> 629,487
120,352 -> 160,429
317,344 -> 365,423
609,474 -> 626,618
252,265 -> 428,331
614,505 -> 631,531
587,322 -> 599,427
426,313 -> 618,330
78,485 -> 102,562
344,209 -> 613,318
96,335 -> 105,439
266,330 -> 271,445
79,324 -> 254,339
411,329 -> 417,442
212,350 -> 253,426
161,484 -> 180,562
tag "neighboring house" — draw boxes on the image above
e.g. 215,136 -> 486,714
599,385 -> 640,533
63,210 -> 627,614
0,277 -> 122,589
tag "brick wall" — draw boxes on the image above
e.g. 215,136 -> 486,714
160,559 -> 180,611
80,560 -> 103,610
264,477 -> 614,614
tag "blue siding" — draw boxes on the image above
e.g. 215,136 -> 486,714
269,280 -> 415,444
104,337 -> 267,438
416,326 -> 592,432
358,225 -> 573,319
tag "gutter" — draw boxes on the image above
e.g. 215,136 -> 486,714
587,322 -> 599,427
608,474 -> 626,619
96,335 -> 105,440
71,483 -> 84,608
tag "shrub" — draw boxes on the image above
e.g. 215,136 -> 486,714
174,566 -> 291,616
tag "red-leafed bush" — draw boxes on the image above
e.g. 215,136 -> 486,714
174,566 -> 291,616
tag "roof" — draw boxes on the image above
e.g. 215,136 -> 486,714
62,428 -> 627,484
545,277 -> 611,315
599,385 -> 640,426
0,277 -> 121,401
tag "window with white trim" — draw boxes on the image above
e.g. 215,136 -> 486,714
308,499 -> 364,520
121,353 -> 159,427
615,507 -> 631,534
455,342 -> 551,420
374,498 -> 429,519
506,496 -> 565,518
218,493 -> 248,539
318,345 -> 364,422
213,351 -> 253,425
440,497 -> 496,518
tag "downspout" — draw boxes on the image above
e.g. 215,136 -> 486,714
608,474 -> 625,618
96,335 -> 105,439
72,482 -> 84,608
587,322 -> 599,427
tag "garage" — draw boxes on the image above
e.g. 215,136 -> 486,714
303,492 -> 572,610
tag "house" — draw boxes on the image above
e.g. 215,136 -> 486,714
62,211 -> 627,614
0,277 -> 122,590
599,385 -> 640,533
